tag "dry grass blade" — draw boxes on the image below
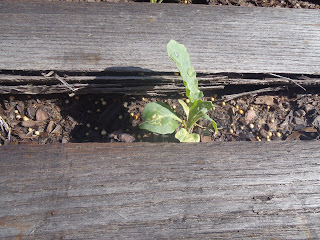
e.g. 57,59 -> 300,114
0,115 -> 11,141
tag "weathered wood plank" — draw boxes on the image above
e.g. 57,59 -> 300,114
1,1 -> 320,75
1,71 -> 319,95
1,141 -> 320,239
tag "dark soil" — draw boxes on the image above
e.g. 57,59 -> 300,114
110,0 -> 320,8
1,87 -> 320,145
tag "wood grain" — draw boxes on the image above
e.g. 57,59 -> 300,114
1,1 -> 320,74
1,141 -> 320,239
0,72 -> 319,95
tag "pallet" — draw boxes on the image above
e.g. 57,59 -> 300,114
1,141 -> 320,239
1,1 -> 320,95
1,1 -> 320,238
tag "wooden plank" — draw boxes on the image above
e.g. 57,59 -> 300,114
1,1 -> 320,75
0,71 -> 319,95
1,141 -> 320,239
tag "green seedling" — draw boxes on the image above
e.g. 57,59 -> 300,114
150,0 -> 163,3
139,40 -> 217,142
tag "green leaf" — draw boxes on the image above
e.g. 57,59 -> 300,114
202,114 -> 218,133
175,128 -> 200,142
187,100 -> 213,129
167,40 -> 203,103
139,102 -> 182,134
178,99 -> 189,117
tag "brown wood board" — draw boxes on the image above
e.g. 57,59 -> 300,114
0,72 -> 320,95
1,141 -> 320,239
1,1 -> 320,75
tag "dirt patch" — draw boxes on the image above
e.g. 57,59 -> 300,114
55,0 -> 320,8
1,86 -> 320,145
93,0 -> 320,8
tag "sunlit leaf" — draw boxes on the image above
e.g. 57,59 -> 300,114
139,102 -> 182,134
175,128 -> 200,142
187,100 -> 213,129
202,114 -> 218,133
167,40 -> 203,103
178,99 -> 189,117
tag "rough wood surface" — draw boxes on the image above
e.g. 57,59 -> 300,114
1,141 -> 320,239
1,1 -> 320,75
0,72 -> 319,95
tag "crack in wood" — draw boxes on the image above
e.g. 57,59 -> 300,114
1,71 -> 319,95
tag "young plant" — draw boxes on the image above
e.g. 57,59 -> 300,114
139,40 -> 217,142
150,0 -> 163,3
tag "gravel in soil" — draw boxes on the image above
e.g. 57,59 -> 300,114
58,0 -> 320,8
1,89 -> 320,145
99,0 -> 320,9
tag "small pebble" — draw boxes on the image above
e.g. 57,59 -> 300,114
74,96 -> 80,100
65,99 -> 70,104
85,132 -> 89,136
14,110 -> 19,114
101,129 -> 107,136
86,123 -> 91,128
221,102 -> 226,107
118,115 -> 123,120
210,97 -> 215,102
276,132 -> 282,138
294,109 -> 306,117
260,129 -> 269,139
102,101 -> 107,106
94,127 -> 99,130
96,109 -> 101,112
186,99 -> 190,104
249,123 -> 254,129
16,114 -> 21,119
36,109 -> 48,121
23,116 -> 29,121
35,131 -> 40,136
238,109 -> 244,115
